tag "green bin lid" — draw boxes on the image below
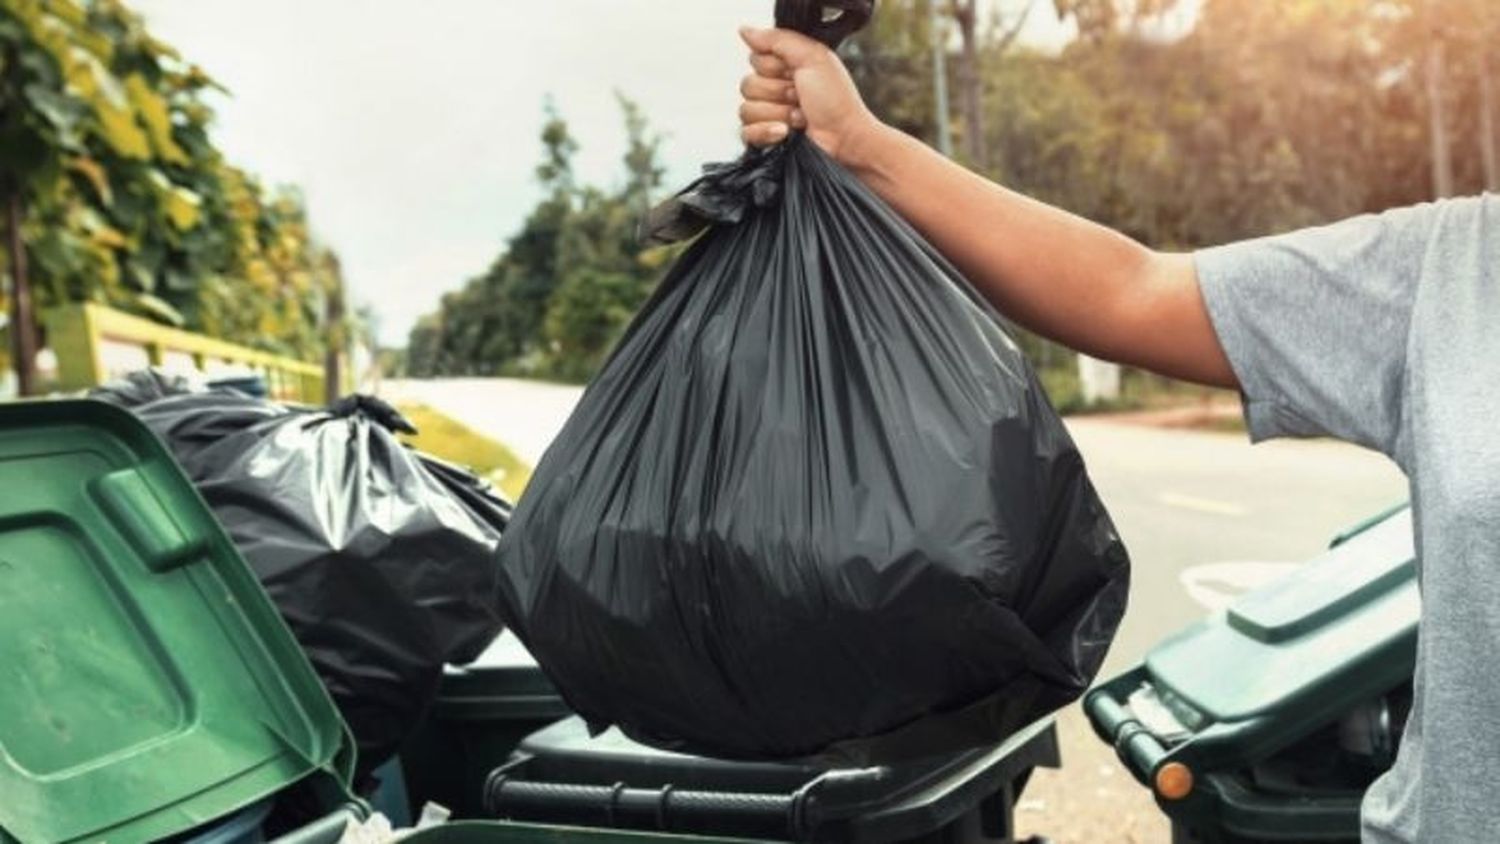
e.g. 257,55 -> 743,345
0,400 -> 354,844
1144,508 -> 1418,722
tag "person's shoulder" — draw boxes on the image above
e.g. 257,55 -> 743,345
1378,192 -> 1494,227
1411,193 -> 1496,247
1399,193 -> 1496,297
1334,194 -> 1493,259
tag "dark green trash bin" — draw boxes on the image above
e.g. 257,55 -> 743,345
0,400 -> 363,844
1085,507 -> 1417,843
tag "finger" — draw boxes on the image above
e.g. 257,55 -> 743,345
749,52 -> 792,80
789,108 -> 807,130
741,121 -> 791,147
740,73 -> 798,104
739,26 -> 827,68
739,100 -> 797,127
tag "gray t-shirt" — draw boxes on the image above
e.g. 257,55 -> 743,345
1196,193 -> 1498,843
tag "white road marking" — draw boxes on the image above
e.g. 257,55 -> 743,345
1158,491 -> 1249,517
1179,561 -> 1302,611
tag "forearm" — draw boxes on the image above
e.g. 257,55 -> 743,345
843,124 -> 1236,388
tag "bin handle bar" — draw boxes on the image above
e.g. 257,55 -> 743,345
485,775 -> 805,836
1085,689 -> 1168,785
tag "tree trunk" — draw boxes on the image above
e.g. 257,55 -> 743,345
929,0 -> 954,157
950,1 -> 987,169
323,277 -> 345,405
1480,35 -> 1499,192
5,187 -> 36,397
1426,39 -> 1455,198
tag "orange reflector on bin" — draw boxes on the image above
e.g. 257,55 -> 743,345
1155,762 -> 1195,801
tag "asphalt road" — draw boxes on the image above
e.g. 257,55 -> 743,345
386,378 -> 1411,842
384,378 -> 585,467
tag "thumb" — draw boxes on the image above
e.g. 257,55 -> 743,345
738,26 -> 827,68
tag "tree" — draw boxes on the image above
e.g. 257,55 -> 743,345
0,0 -> 346,393
950,0 -> 982,164
618,92 -> 664,217
321,250 -> 345,402
1355,0 -> 1500,201
845,0 -> 941,142
947,0 -> 1032,169
1424,1 -> 1455,197
0,0 -> 108,393
1480,43 -> 1498,191
992,0 -> 1452,245
543,268 -> 645,381
405,312 -> 444,377
1465,0 -> 1498,191
406,96 -> 670,383
1053,0 -> 1179,41
536,97 -> 577,194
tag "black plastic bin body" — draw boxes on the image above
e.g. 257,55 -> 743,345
482,716 -> 1059,843
1085,506 -> 1417,843
402,633 -> 573,818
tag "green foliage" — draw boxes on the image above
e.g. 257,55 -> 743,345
0,0 -> 344,369
1015,0 -> 1493,242
535,98 -> 577,191
543,268 -> 648,382
1022,0 -> 1500,408
396,402 -> 533,501
618,92 -> 664,216
406,95 -> 672,383
848,0 -> 1494,248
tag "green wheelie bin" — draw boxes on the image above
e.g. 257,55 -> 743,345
1085,506 -> 1417,843
0,400 -> 366,844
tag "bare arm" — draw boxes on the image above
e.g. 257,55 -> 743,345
738,27 -> 1237,389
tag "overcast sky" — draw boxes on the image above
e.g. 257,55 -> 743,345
132,1 -> 1075,346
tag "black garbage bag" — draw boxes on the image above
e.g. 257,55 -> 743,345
88,366 -> 207,405
92,374 -> 510,772
498,127 -> 1131,761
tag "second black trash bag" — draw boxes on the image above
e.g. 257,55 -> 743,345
499,133 -> 1130,763
92,376 -> 510,773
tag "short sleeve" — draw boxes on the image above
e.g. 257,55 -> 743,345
1194,202 -> 1441,457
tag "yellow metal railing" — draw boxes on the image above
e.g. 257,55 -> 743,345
45,303 -> 326,402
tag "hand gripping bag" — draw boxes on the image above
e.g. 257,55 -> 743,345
497,1 -> 1129,764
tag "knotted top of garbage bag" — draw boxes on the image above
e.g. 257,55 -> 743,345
328,393 -> 419,435
641,144 -> 790,246
774,0 -> 874,48
641,0 -> 876,246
